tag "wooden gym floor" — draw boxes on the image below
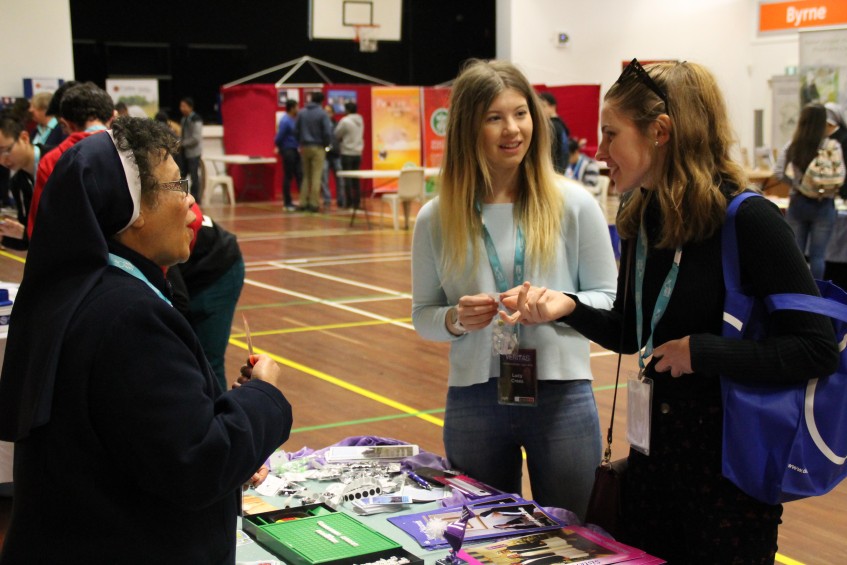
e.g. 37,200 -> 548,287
0,195 -> 844,564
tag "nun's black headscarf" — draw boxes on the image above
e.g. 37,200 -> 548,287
0,130 -> 143,441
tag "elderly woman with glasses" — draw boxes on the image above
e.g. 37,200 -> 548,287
500,60 -> 838,562
0,117 -> 293,562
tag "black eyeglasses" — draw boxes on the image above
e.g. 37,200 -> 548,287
157,178 -> 190,197
616,58 -> 670,114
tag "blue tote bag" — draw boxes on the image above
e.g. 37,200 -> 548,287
721,191 -> 847,504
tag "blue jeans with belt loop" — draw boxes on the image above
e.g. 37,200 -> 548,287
443,378 -> 601,520
786,193 -> 836,279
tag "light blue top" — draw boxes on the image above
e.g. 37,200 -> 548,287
411,178 -> 618,387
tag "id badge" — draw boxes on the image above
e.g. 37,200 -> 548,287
626,370 -> 653,455
498,349 -> 537,406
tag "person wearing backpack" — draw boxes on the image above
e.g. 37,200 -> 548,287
774,103 -> 846,279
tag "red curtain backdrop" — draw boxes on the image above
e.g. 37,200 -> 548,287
539,84 -> 601,157
219,84 -> 279,200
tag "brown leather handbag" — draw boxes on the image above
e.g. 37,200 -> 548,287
584,243 -> 633,539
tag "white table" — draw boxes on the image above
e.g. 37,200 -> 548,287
335,168 -> 441,228
335,167 -> 441,180
204,155 -> 278,201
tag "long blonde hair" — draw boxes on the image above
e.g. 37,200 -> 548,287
438,59 -> 563,278
609,61 -> 747,248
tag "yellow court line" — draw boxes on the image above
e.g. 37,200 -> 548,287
234,317 -> 413,337
775,554 -> 804,565
229,338 -> 444,428
0,250 -> 26,264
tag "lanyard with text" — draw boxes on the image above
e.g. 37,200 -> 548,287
476,201 -> 537,406
634,224 -> 682,370
629,223 -> 681,455
108,253 -> 173,307
477,201 -> 525,353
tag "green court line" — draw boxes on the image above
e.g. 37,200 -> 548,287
237,294 -> 409,310
291,408 -> 446,434
233,317 -> 412,338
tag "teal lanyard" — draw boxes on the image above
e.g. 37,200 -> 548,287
107,253 -> 173,307
85,124 -> 108,133
476,201 -> 525,293
634,224 -> 682,370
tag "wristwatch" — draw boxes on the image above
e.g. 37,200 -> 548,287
449,307 -> 467,335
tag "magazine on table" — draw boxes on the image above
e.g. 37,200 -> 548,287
456,526 -> 666,564
387,497 -> 565,549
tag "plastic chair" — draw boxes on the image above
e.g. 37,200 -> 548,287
201,159 -> 236,206
382,168 -> 427,230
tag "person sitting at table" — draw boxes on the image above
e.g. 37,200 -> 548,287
564,138 -> 600,191
0,116 -> 293,563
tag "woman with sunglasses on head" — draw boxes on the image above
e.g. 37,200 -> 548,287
411,59 -> 617,520
0,117 -> 293,563
500,60 -> 838,562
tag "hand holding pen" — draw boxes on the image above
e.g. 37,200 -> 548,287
232,315 -> 282,388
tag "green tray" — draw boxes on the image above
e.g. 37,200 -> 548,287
247,510 -> 402,565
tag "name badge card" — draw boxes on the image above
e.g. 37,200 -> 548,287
498,349 -> 538,406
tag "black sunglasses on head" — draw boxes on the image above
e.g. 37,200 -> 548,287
616,58 -> 670,114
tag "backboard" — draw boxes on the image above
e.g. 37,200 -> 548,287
309,0 -> 402,41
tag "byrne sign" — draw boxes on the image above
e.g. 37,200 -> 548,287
759,0 -> 847,32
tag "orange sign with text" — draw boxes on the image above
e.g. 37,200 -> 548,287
759,0 -> 847,32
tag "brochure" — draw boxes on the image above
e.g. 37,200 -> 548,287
387,498 -> 565,549
456,526 -> 666,564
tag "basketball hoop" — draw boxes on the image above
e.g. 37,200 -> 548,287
353,24 -> 380,53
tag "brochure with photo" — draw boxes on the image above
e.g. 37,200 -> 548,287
387,498 -> 565,549
457,526 -> 665,565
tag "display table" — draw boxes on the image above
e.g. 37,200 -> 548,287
235,494 -> 449,564
336,168 -> 441,228
205,154 -> 278,202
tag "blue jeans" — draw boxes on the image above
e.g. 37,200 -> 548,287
443,378 -> 601,519
786,193 -> 836,279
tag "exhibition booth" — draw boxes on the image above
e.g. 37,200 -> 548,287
217,58 -> 601,202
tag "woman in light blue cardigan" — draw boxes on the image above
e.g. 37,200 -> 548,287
411,59 -> 617,520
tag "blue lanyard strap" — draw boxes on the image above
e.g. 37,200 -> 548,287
475,200 -> 525,293
634,224 -> 682,369
107,253 -> 173,306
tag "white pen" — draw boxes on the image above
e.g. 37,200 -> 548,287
317,520 -> 342,536
315,529 -> 339,543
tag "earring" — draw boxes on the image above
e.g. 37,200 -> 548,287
654,140 -> 659,147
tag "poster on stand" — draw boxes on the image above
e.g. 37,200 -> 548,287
422,87 -> 450,169
771,75 -> 800,150
799,29 -> 847,107
371,86 -> 422,189
23,78 -> 63,98
105,78 -> 159,118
